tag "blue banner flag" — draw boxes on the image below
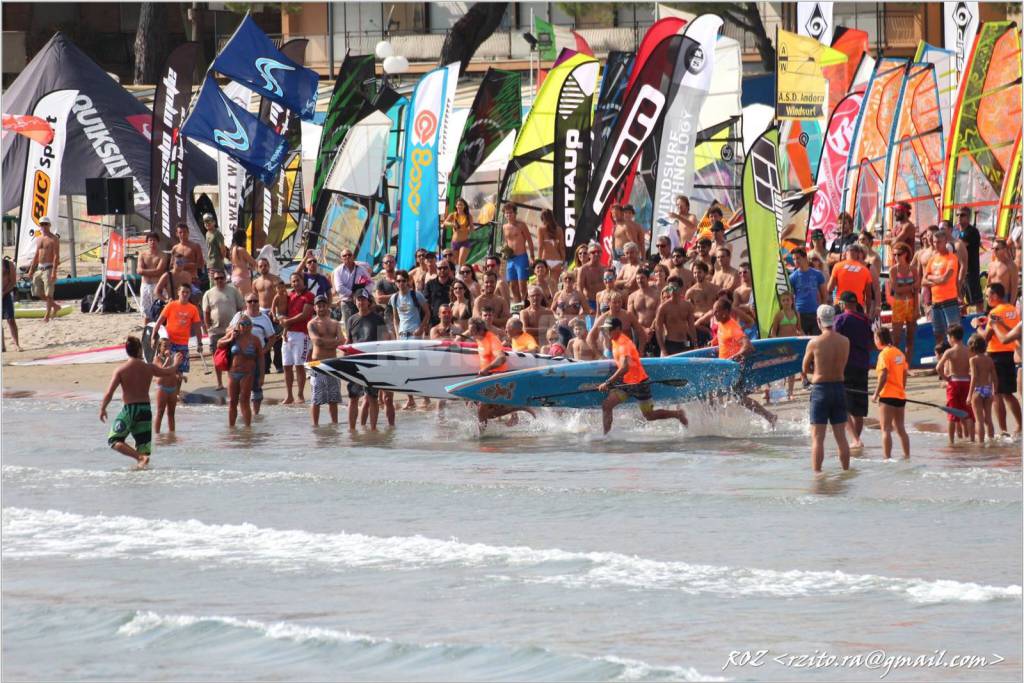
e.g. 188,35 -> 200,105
181,75 -> 288,184
213,14 -> 319,120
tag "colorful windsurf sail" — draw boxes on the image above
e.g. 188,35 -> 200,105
590,51 -> 635,177
941,21 -> 1023,240
808,91 -> 864,243
841,57 -> 908,231
996,131 -> 1022,239
916,43 -> 956,137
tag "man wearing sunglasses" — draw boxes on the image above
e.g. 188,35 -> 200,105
202,268 -> 244,390
577,244 -> 605,313
424,256 -> 455,326
230,295 -> 276,414
331,249 -> 370,323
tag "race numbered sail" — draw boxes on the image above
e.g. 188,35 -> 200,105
742,127 -> 787,337
941,21 -> 1023,239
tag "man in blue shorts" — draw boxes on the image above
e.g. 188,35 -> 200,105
801,304 -> 852,472
501,203 -> 535,308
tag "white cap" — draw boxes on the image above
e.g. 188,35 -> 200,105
39,216 -> 52,224
817,304 -> 836,328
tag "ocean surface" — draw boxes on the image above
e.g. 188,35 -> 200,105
2,395 -> 1021,681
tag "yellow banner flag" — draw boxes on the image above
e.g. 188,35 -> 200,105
776,29 -> 848,120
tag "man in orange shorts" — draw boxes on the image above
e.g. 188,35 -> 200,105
597,317 -> 688,434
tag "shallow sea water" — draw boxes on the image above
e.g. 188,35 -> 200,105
2,395 -> 1021,681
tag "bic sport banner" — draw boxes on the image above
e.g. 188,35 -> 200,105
181,75 -> 288,185
150,42 -> 201,239
397,63 -> 459,269
16,88 -> 78,267
212,14 -> 320,120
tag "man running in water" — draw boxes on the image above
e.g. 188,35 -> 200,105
597,317 -> 688,434
469,317 -> 535,430
713,298 -> 777,426
99,336 -> 183,468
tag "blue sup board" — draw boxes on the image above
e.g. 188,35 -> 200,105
446,357 -> 741,409
678,337 -> 810,392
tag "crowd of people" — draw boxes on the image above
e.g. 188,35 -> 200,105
87,197 -> 1022,471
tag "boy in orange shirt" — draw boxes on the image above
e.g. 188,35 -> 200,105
153,283 -> 203,378
873,326 -> 910,459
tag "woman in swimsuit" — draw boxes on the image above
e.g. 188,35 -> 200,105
153,338 -> 181,433
769,291 -> 802,400
968,333 -> 997,443
886,245 -> 919,361
595,269 -> 618,314
536,208 -> 566,280
551,272 -> 590,324
229,230 -> 258,296
217,315 -> 264,427
444,198 -> 474,266
569,244 -> 589,273
529,259 -> 556,305
457,265 -> 480,299
449,279 -> 474,323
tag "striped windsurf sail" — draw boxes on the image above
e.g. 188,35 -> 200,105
882,62 -> 945,245
841,57 -> 908,231
809,91 -> 864,243
941,21 -> 1023,242
996,129 -> 1022,240
916,43 -> 956,137
590,51 -> 635,176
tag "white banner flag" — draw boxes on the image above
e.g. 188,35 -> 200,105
16,89 -> 79,267
217,81 -> 251,243
797,1 -> 834,45
944,1 -> 979,95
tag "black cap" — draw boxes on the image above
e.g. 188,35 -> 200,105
839,291 -> 858,305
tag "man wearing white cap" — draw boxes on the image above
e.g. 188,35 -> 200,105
26,216 -> 61,322
801,304 -> 851,472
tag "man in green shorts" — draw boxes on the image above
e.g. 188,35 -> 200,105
99,336 -> 183,468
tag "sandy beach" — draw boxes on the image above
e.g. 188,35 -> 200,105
0,303 -> 984,435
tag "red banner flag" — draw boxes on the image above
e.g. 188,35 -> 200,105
105,231 -> 125,280
2,113 -> 54,145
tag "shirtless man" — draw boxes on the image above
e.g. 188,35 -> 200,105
26,216 -> 60,321
473,272 -> 511,327
628,268 -> 660,355
520,286 -> 555,341
988,239 -> 1019,303
667,247 -> 695,290
711,247 -> 741,292
430,303 -> 463,339
501,204 -> 535,305
577,243 -> 605,312
307,294 -> 344,426
251,258 -> 282,313
2,256 -> 21,351
154,257 -> 196,304
889,202 -> 917,254
686,262 -> 720,346
689,238 -> 715,273
170,222 -> 205,290
482,254 -> 513,303
653,237 -> 675,270
616,242 -> 644,293
99,336 -> 182,468
936,323 -> 975,444
858,231 -> 883,282
801,304 -> 851,472
588,293 -> 639,356
655,279 -> 697,356
138,232 -> 168,323
617,205 -> 646,257
668,195 -> 697,248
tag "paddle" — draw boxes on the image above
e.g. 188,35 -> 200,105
844,387 -> 969,419
529,377 -> 690,401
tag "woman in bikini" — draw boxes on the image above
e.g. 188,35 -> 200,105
229,229 -> 258,296
769,291 -> 803,400
449,279 -> 474,325
444,198 -> 474,266
968,333 -> 997,443
536,208 -> 566,280
887,245 -> 920,361
153,338 -> 181,433
456,264 -> 480,299
595,268 -> 618,315
529,259 -> 557,305
217,315 -> 264,427
551,271 -> 591,325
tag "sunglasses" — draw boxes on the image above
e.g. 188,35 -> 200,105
438,266 -> 450,271
246,299 -> 259,304
396,278 -> 408,283
213,276 -> 226,281
341,254 -> 353,258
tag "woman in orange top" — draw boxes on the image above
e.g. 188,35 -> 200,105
596,316 -> 687,434
872,326 -> 910,459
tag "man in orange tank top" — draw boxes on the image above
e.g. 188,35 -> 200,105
712,298 -> 777,427
923,229 -> 962,359
981,283 -> 1022,435
596,317 -> 688,435
469,317 -> 536,430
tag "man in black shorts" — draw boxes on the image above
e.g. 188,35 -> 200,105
834,291 -> 873,448
345,289 -> 391,429
982,283 -> 1022,434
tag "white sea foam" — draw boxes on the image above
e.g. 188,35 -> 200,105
2,465 -> 326,488
116,610 -> 723,682
5,508 -> 1018,605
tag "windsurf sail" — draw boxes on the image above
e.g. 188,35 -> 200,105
997,131 -> 1022,239
941,21 -> 1023,240
648,15 -> 724,250
808,91 -> 864,243
882,62 -> 945,243
303,52 -> 376,252
397,62 -> 460,269
743,127 -> 787,337
827,27 -> 869,112
775,29 -> 848,121
590,51 -> 635,176
576,17 -> 688,260
501,52 -> 598,247
916,43 -> 956,136
841,57 -> 908,231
